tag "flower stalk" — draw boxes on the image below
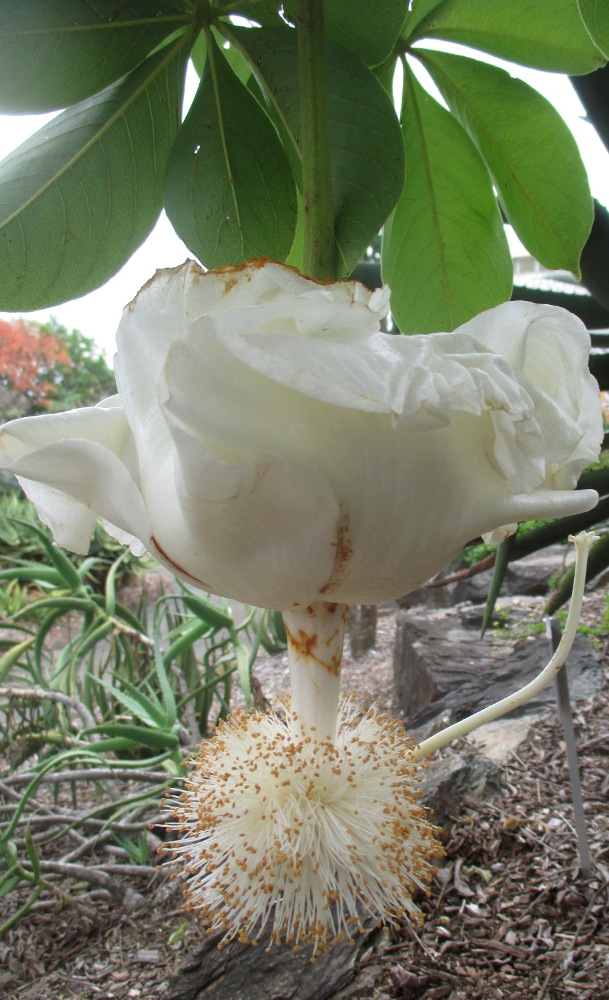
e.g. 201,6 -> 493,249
296,0 -> 336,281
282,601 -> 348,742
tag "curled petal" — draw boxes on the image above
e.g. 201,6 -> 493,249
0,260 -> 602,607
0,399 -> 149,554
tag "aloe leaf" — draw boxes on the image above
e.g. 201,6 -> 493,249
88,674 -> 166,729
0,637 -> 35,684
181,594 -> 233,631
0,566 -> 65,587
480,535 -> 514,637
235,642 -> 253,710
84,723 -> 179,750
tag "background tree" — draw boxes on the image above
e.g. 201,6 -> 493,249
0,318 -> 69,420
37,318 -> 116,413
0,317 -> 115,422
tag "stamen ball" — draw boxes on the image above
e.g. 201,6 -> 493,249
162,700 -> 443,952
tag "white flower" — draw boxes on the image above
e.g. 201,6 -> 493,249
0,259 -> 601,610
162,697 -> 442,953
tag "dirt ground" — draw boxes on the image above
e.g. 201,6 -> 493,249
2,599 -> 609,1000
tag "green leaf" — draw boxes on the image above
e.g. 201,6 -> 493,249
0,566 -> 65,587
480,535 -> 514,637
0,637 -> 35,684
89,674 -> 166,728
231,26 -> 405,275
402,0 -> 445,38
420,50 -> 593,275
0,34 -> 190,311
75,620 -> 114,659
412,0 -> 604,74
577,0 -> 609,57
164,33 -> 297,269
190,30 -> 207,76
382,67 -> 511,334
86,722 -> 179,750
0,1 -> 191,113
227,2 -> 285,27
181,593 -> 234,631
283,0 -> 406,66
214,30 -> 252,85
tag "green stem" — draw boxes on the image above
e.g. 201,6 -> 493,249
296,0 -> 336,281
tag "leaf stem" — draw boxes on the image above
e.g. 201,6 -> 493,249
296,0 -> 336,281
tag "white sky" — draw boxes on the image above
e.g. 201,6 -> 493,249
1,57 -> 609,361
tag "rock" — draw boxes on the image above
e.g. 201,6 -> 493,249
421,751 -> 505,830
163,923 -> 384,1000
452,546 -> 569,604
467,713 -> 544,762
393,596 -> 601,729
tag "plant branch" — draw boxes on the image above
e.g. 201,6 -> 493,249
296,0 -> 336,280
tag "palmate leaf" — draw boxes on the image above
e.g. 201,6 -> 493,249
0,34 -> 190,311
382,67 -> 511,334
283,0 -> 406,66
577,0 -> 609,57
420,50 -> 593,275
231,25 -> 404,275
0,0 -> 190,113
410,0 -> 604,74
227,1 -> 285,28
163,33 -> 297,270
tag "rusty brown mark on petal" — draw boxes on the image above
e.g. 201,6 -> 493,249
320,503 -> 353,595
151,535 -> 211,591
213,257 -> 271,294
284,624 -> 343,677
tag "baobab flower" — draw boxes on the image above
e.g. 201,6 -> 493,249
0,258 -> 601,608
0,260 -> 602,949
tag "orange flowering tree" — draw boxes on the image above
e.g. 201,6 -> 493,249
0,318 -> 116,420
0,318 -> 70,417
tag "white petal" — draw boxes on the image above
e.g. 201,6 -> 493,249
0,402 -> 150,554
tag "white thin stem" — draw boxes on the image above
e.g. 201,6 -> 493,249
413,531 -> 598,762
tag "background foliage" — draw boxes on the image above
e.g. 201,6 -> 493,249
0,318 -> 116,422
0,0 -> 606,332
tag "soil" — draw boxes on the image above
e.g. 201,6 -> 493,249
2,596 -> 609,1000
